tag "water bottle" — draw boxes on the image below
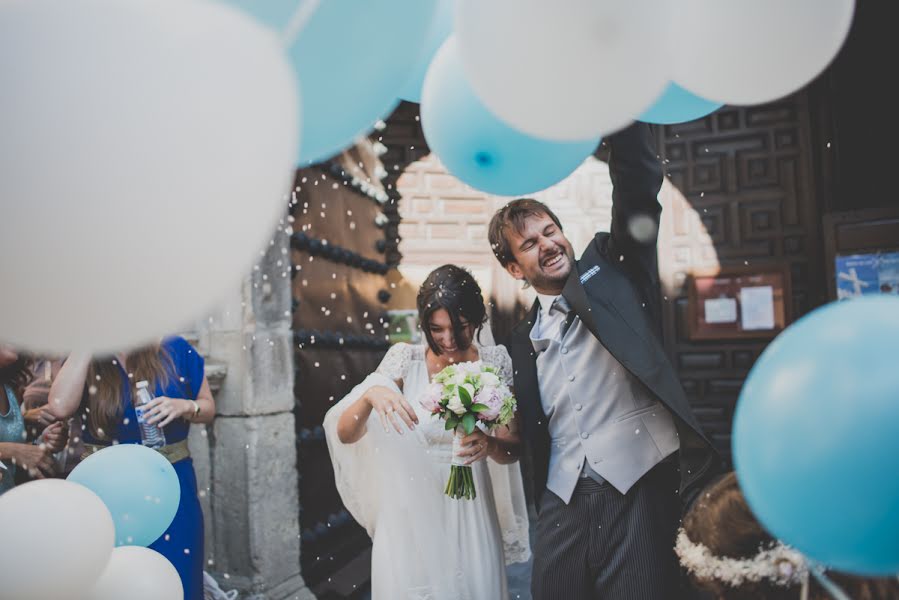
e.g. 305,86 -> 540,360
134,380 -> 166,449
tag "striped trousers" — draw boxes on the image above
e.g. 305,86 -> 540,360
531,459 -> 685,600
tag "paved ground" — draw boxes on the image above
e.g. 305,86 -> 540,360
506,554 -> 533,600
506,505 -> 538,600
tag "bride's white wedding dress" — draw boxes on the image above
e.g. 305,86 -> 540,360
324,343 -> 531,600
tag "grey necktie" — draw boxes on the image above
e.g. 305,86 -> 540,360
551,295 -> 570,315
552,296 -> 576,338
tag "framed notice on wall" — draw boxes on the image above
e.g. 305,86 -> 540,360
687,265 -> 791,340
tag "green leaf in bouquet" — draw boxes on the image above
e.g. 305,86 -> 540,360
434,367 -> 453,384
462,412 -> 476,435
445,415 -> 459,430
470,403 -> 490,413
498,402 -> 515,426
458,385 -> 472,407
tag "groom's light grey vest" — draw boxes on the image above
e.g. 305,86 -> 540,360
532,302 -> 679,504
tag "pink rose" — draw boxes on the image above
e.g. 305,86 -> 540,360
420,383 -> 444,414
474,386 -> 503,421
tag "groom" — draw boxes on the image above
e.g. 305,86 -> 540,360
488,122 -> 720,599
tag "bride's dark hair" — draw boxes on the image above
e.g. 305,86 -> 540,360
416,265 -> 488,356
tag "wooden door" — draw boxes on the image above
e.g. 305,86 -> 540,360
655,93 -> 827,463
291,141 -> 400,597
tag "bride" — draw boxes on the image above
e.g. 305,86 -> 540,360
324,264 -> 530,599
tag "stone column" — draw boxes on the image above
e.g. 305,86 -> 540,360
204,219 -> 314,600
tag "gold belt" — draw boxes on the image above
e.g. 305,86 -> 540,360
81,439 -> 190,464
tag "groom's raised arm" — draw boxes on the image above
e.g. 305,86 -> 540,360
605,121 -> 664,267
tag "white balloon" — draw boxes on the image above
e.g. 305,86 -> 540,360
674,0 -> 855,105
0,0 -> 298,353
87,546 -> 182,600
455,0 -> 670,141
0,480 -> 115,600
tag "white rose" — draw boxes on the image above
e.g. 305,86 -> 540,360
480,371 -> 500,387
448,383 -> 475,416
447,394 -> 466,416
463,361 -> 482,375
451,371 -> 467,386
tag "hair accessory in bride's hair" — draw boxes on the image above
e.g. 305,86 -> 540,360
675,527 -> 809,588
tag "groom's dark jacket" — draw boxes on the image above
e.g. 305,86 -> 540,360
508,122 -> 721,512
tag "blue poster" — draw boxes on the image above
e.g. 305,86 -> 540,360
836,254 -> 879,299
836,252 -> 899,299
878,252 -> 899,295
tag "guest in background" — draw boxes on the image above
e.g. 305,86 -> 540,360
21,357 -> 84,475
0,346 -> 67,494
48,336 -> 215,600
677,471 -> 899,600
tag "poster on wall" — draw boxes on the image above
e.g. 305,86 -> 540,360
387,309 -> 422,344
835,252 -> 899,299
877,252 -> 899,295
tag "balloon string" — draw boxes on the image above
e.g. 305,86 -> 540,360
809,568 -> 851,600
282,0 -> 320,48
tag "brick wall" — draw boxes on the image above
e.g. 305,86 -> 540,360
392,148 -> 715,339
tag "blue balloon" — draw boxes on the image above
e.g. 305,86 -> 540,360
397,0 -> 453,104
639,82 -> 723,125
68,444 -> 180,548
421,38 -> 599,196
222,0 -> 438,165
733,296 -> 899,575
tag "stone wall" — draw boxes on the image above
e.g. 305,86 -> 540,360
190,219 -> 313,600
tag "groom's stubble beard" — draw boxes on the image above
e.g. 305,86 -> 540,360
526,241 -> 575,294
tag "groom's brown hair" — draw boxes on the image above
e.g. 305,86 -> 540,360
488,198 -> 564,267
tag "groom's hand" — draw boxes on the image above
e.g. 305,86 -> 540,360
458,430 -> 493,465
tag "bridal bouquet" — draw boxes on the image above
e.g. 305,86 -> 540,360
419,361 -> 516,500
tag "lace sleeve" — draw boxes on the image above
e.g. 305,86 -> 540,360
376,343 -> 410,382
483,345 -> 514,388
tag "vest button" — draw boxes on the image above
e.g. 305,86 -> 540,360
568,374 -> 575,382
574,403 -> 583,411
580,432 -> 589,439
561,347 -> 569,355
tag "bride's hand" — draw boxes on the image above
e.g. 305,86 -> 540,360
366,386 -> 418,434
458,429 -> 493,465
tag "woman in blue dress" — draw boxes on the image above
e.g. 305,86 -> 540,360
49,336 -> 215,600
